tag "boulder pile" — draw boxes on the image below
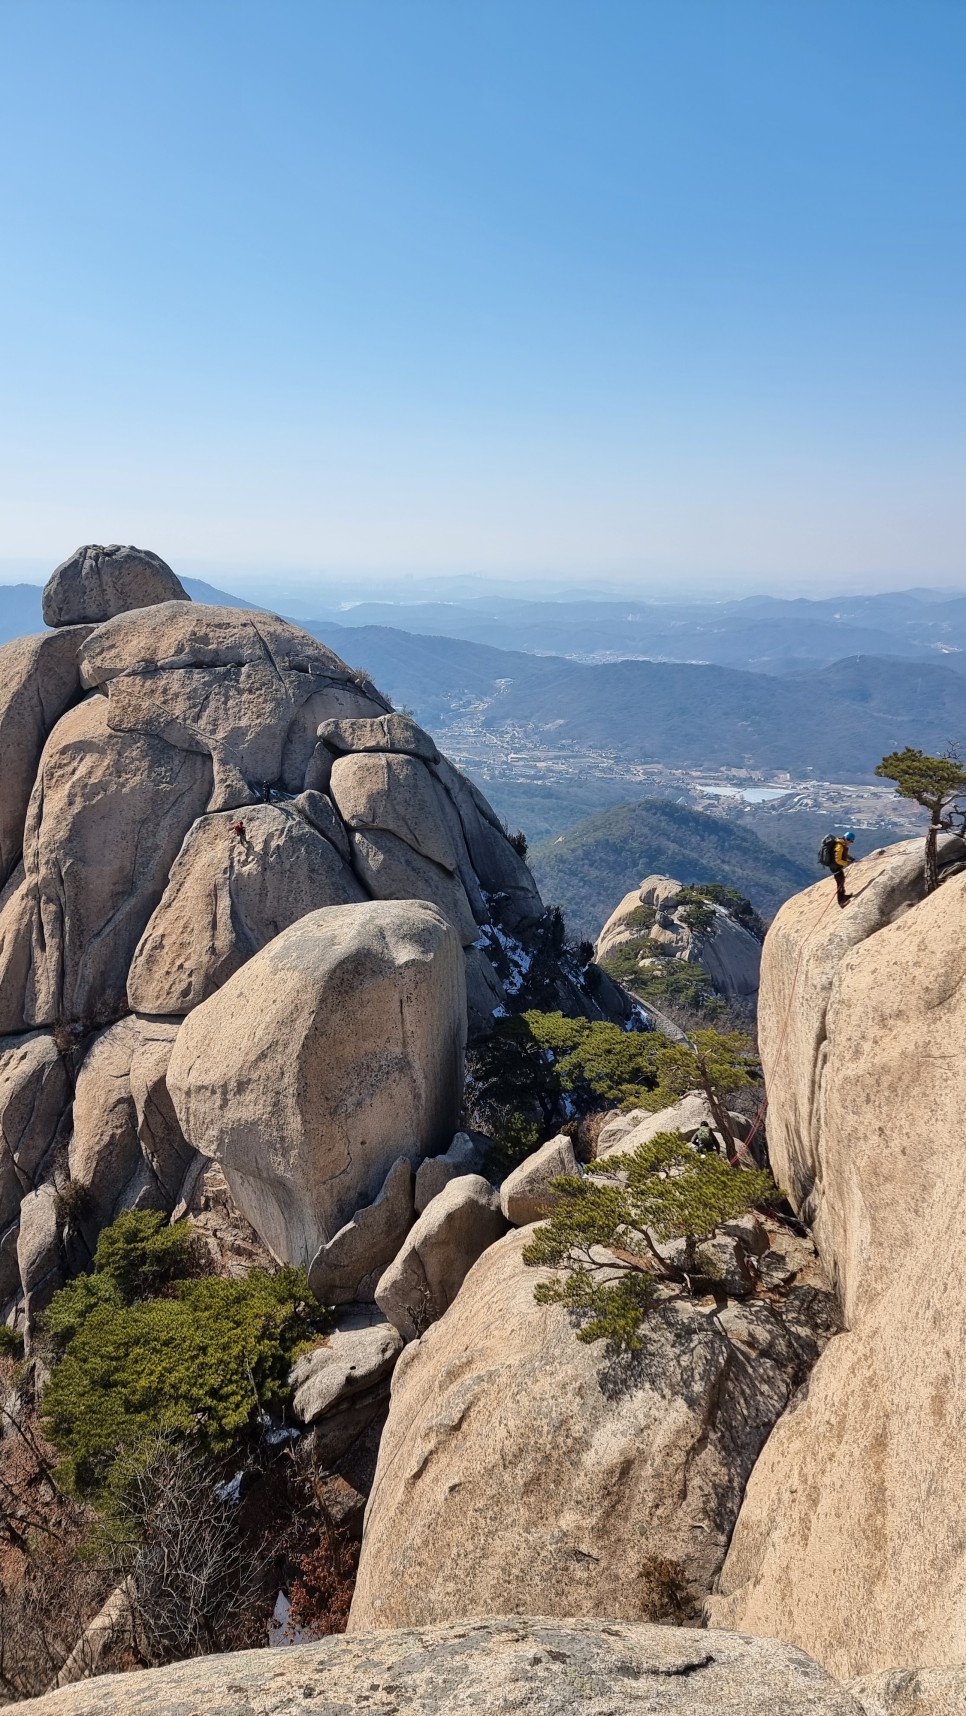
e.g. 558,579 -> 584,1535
596,873 -> 762,1000
0,544 -> 599,1325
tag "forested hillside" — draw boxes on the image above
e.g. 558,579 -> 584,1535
530,798 -> 815,937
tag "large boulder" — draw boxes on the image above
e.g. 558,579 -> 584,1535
0,628 -> 90,886
17,697 -> 213,1026
42,544 -> 188,627
168,901 -> 466,1267
126,802 -> 365,1014
351,1223 -> 836,1630
374,1174 -> 507,1340
68,1017 -> 168,1234
431,756 -> 544,936
414,1130 -> 490,1213
78,603 -> 388,812
16,1180 -> 62,1324
499,1133 -> 579,1225
349,829 -> 479,946
317,711 -> 440,762
8,1618 -> 864,1716
0,1031 -> 71,1209
706,849 -> 966,1676
330,751 -> 459,870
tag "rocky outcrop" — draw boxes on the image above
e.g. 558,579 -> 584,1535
596,1092 -> 746,1159
0,1031 -> 71,1210
706,841 -> 966,1677
499,1133 -> 578,1225
350,1222 -> 836,1631
0,560 -> 620,1322
126,803 -> 365,1014
78,602 -> 388,813
0,628 -> 91,887
0,1028 -> 71,1298
67,1016 -> 189,1237
18,697 -> 213,1026
596,873 -> 761,1000
374,1174 -> 507,1341
168,901 -> 466,1267
42,544 -> 188,626
12,1617 -> 865,1715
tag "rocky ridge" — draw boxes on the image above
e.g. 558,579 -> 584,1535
707,836 -> 966,1676
0,544 -> 616,1326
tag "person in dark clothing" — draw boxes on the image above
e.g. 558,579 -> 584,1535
692,1122 -> 718,1155
832,830 -> 855,906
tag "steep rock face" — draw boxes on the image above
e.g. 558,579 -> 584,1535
167,901 -> 466,1267
0,627 -> 91,887
596,873 -> 761,1000
707,843 -> 966,1677
308,1155 -> 415,1305
42,543 -> 189,626
18,697 -> 213,1026
11,1619 -> 864,1716
0,1031 -> 71,1207
753,836 -> 964,1321
350,1224 -> 835,1631
127,803 -> 365,1014
68,1015 -> 190,1237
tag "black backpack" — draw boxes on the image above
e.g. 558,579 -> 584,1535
818,834 -> 837,869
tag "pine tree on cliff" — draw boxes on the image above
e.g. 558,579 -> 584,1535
875,748 -> 966,895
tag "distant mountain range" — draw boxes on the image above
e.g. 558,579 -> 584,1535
4,580 -> 964,783
299,587 -> 966,675
528,798 -> 817,938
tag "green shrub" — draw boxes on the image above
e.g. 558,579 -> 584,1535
670,888 -> 717,939
0,1324 -> 24,1360
42,1265 -> 325,1497
93,1209 -> 196,1301
523,1129 -> 774,1352
623,903 -> 656,932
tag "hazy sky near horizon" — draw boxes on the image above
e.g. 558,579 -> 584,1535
1,0 -> 964,596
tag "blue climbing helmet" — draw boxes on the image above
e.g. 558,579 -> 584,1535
844,829 -> 855,842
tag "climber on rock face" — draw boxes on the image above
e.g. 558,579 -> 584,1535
692,1122 -> 719,1155
830,830 -> 855,906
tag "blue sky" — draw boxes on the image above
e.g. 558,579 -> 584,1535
1,0 -> 964,595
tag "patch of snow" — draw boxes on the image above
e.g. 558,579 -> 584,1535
214,1470 -> 244,1504
268,1590 -> 317,1648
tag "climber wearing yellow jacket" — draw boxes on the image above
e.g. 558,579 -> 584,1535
831,830 -> 855,906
